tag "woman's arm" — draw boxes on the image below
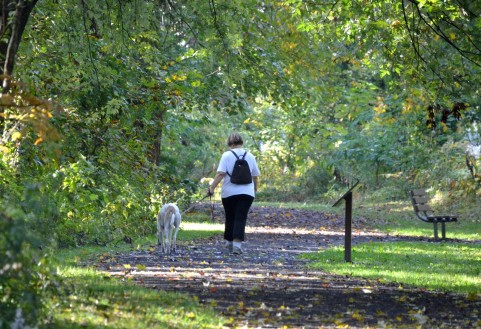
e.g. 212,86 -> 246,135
209,172 -> 226,194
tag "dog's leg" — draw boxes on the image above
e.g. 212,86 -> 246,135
159,226 -> 165,253
166,234 -> 171,254
163,220 -> 171,254
159,228 -> 164,252
168,212 -> 176,254
172,212 -> 181,252
172,225 -> 179,252
162,227 -> 169,254
157,233 -> 164,247
156,212 -> 163,249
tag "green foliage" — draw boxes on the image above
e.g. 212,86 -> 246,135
1,0 -> 480,326
0,206 -> 57,329
9,0 -> 481,207
302,242 -> 481,294
49,155 -> 201,247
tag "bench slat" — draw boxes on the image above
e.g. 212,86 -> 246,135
427,215 -> 457,222
411,189 -> 427,196
412,196 -> 429,204
414,204 -> 432,212
409,189 -> 458,240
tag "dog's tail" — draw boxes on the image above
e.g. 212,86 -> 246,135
164,205 -> 176,227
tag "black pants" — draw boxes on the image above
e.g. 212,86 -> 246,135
222,194 -> 254,242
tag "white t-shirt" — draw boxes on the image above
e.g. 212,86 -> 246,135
216,148 -> 260,198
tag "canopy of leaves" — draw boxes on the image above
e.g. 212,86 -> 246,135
1,1 -> 481,326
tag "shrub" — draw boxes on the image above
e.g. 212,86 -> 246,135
0,206 -> 57,328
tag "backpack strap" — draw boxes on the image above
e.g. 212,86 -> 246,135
230,150 -> 240,159
226,150 -> 237,177
226,150 -> 247,177
229,150 -> 248,159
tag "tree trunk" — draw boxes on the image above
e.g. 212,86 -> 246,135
0,0 -> 38,91
149,108 -> 166,166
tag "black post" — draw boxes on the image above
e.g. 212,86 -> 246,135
344,192 -> 352,263
332,180 -> 361,263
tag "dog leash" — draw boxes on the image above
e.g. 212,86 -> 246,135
209,194 -> 215,222
181,194 -> 211,215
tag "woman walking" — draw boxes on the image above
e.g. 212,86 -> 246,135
208,132 -> 260,254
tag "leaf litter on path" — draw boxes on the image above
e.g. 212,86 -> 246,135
93,204 -> 481,328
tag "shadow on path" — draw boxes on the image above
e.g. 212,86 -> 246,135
94,205 -> 481,328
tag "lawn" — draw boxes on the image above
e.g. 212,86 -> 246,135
257,200 -> 481,240
45,212 -> 225,329
45,201 -> 480,328
259,200 -> 481,295
301,241 -> 481,294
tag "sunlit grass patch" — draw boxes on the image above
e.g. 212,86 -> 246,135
176,222 -> 224,242
181,221 -> 223,232
354,201 -> 481,241
182,212 -> 213,223
45,216 -> 225,329
178,212 -> 224,240
46,265 -> 224,329
261,200 -> 481,241
376,223 -> 481,241
302,242 -> 481,294
256,201 -> 334,212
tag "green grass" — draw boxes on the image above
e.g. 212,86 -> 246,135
46,266 -> 224,329
256,201 -> 334,212
259,200 -> 481,294
178,212 -> 224,240
44,202 -> 480,328
353,201 -> 481,241
301,241 -> 481,294
45,213 -> 225,329
257,200 -> 481,240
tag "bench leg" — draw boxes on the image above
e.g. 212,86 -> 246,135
433,222 -> 439,240
441,222 -> 446,240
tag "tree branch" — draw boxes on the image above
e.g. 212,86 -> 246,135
402,0 -> 426,64
410,0 -> 481,69
80,0 -> 100,89
453,0 -> 478,18
209,0 -> 229,54
438,15 -> 481,55
2,0 -> 38,90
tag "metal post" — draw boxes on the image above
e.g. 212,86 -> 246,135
433,222 -> 439,240
332,180 -> 361,263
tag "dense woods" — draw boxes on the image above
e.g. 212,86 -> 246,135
1,0 -> 480,326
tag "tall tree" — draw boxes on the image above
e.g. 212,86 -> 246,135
0,0 -> 38,90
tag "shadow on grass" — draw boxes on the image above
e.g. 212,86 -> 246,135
45,265 -> 224,329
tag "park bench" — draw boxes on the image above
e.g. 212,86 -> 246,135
409,189 -> 457,240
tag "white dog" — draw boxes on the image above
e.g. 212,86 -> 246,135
156,203 -> 182,254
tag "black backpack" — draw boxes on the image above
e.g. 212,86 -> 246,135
227,150 -> 252,184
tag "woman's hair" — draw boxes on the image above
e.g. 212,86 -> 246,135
227,132 -> 244,147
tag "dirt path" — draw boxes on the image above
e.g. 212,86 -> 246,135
94,205 -> 481,328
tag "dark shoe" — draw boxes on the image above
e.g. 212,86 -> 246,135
232,246 -> 243,254
224,240 -> 233,252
